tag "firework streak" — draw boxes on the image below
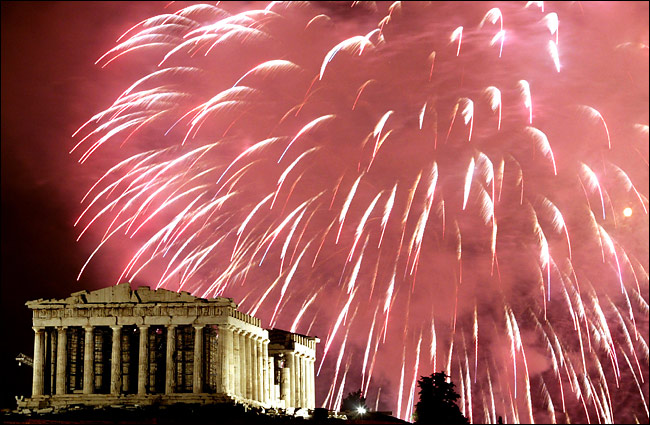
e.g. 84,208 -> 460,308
73,2 -> 648,423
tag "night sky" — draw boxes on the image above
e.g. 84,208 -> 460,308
2,2 -> 648,422
2,1 -> 174,408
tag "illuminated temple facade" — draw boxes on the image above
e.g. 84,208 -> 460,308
19,283 -> 318,411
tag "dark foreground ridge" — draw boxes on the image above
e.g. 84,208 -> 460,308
2,404 -> 410,425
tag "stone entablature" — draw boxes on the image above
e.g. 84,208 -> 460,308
19,283 -> 318,412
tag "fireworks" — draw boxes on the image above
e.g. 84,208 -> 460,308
72,2 -> 648,423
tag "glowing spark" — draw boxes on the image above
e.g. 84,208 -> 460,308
579,105 -> 611,149
451,26 -> 463,56
463,157 -> 475,210
278,114 -> 335,162
518,80 -> 533,124
542,13 -> 559,45
548,40 -> 561,72
526,127 -> 557,175
320,36 -> 374,80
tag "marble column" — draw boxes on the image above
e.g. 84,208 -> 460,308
239,332 -> 247,398
308,358 -> 315,409
245,333 -> 253,399
55,327 -> 67,395
83,326 -> 94,394
232,329 -> 241,397
48,330 -> 57,395
219,326 -> 232,395
262,340 -> 270,404
193,325 -> 204,393
287,352 -> 295,408
252,336 -> 259,401
137,325 -> 149,395
305,357 -> 310,408
280,357 -> 290,407
296,354 -> 303,407
110,326 -> 122,395
269,357 -> 276,404
257,338 -> 263,402
165,325 -> 176,394
210,326 -> 221,394
306,357 -> 310,408
32,327 -> 45,396
300,355 -> 307,408
254,339 -> 260,402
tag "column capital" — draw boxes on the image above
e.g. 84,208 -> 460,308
192,324 -> 205,330
56,326 -> 67,332
110,324 -> 121,330
138,324 -> 150,329
32,326 -> 45,333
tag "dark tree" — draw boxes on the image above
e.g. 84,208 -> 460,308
414,372 -> 469,424
342,389 -> 368,414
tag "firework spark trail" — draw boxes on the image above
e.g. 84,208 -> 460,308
73,2 -> 648,422
474,304 -> 479,383
352,79 -> 375,111
518,80 -> 533,124
404,331 -> 423,421
484,86 -> 502,131
360,306 -> 379,394
324,325 -> 351,409
396,345 -> 406,420
318,287 -> 357,376
347,191 -> 383,262
526,126 -> 557,175
278,114 -> 335,162
333,357 -> 353,412
548,40 -> 561,72
480,8 -> 505,58
463,157 -> 475,211
363,317 -> 384,396
451,26 -> 463,56
336,174 -> 363,244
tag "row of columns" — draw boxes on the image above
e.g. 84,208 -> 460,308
282,352 -> 315,409
219,326 -> 270,404
32,324 -> 314,409
32,324 -> 208,397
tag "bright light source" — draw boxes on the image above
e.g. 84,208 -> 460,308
623,207 -> 633,217
357,406 -> 367,415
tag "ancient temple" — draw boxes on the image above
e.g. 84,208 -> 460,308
18,283 -> 318,411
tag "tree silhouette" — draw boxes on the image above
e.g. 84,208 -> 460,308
342,389 -> 368,415
414,372 -> 469,424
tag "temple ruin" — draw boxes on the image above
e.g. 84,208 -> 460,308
18,282 -> 318,411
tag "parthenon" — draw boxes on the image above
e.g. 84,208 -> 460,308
18,283 -> 318,411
